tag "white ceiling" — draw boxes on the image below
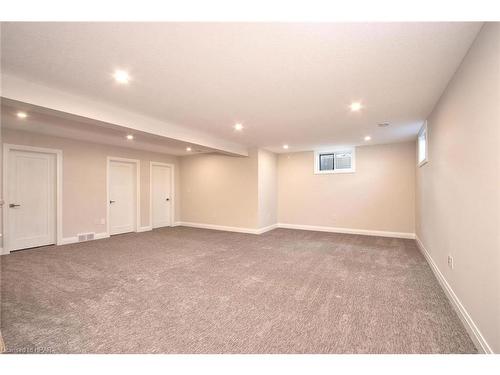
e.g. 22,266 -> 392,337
0,100 -> 215,156
1,22 -> 482,153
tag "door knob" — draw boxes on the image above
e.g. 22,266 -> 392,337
109,200 -> 116,204
166,198 -> 170,201
9,203 -> 21,208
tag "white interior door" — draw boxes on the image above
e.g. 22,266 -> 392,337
109,160 -> 136,235
7,150 -> 56,251
152,164 -> 172,228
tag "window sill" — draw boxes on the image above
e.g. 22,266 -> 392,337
314,169 -> 355,175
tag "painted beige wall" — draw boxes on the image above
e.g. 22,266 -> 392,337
278,141 -> 416,234
258,149 -> 278,228
2,128 -> 180,238
180,149 -> 259,228
416,23 -> 500,353
0,123 -> 3,247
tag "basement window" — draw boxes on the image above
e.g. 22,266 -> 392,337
418,122 -> 428,166
314,148 -> 355,174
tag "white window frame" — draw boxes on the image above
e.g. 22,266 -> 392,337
417,121 -> 428,167
314,147 -> 356,174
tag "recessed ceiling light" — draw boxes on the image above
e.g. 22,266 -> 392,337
364,136 -> 372,141
113,69 -> 130,84
283,144 -> 289,150
17,111 -> 27,119
234,123 -> 244,131
126,134 -> 134,140
350,102 -> 362,112
186,147 -> 192,152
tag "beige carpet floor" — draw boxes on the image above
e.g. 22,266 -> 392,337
1,227 -> 476,353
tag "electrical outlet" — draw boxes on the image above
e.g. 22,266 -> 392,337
447,255 -> 454,269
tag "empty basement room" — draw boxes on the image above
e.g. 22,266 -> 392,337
0,12 -> 499,372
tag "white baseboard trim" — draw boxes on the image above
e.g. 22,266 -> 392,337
137,226 -> 152,233
61,232 -> 109,246
2,232 -> 111,252
60,237 -> 78,245
415,236 -> 493,354
175,221 -> 414,239
95,232 -> 110,240
175,221 -> 266,234
277,223 -> 415,239
255,224 -> 279,234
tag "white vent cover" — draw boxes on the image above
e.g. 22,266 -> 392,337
77,232 -> 96,242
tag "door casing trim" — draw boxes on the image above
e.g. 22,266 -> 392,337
2,143 -> 63,254
149,161 -> 175,229
106,156 -> 141,236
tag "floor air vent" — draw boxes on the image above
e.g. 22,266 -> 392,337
78,233 -> 95,242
